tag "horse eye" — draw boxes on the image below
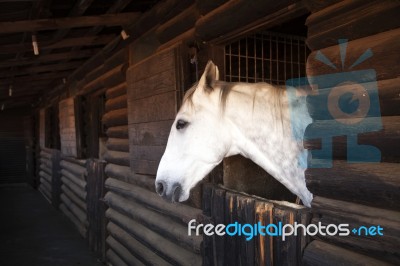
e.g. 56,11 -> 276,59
176,119 -> 188,130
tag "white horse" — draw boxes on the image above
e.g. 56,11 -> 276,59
155,61 -> 313,207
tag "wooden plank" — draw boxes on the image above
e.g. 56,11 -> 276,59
59,203 -> 87,238
131,145 -> 165,162
131,159 -> 158,175
130,68 -> 177,100
0,61 -> 83,78
311,196 -> 400,265
0,35 -> 115,54
107,224 -> 164,266
105,94 -> 127,112
303,240 -> 392,266
306,160 -> 400,210
106,83 -> 127,100
255,201 -> 274,266
61,176 -> 87,201
195,0 -> 298,42
59,98 -> 77,157
195,0 -> 228,15
106,208 -> 202,265
129,120 -> 173,146
306,0 -> 400,50
103,108 -> 128,127
306,28 -> 400,81
224,191 -> 239,265
106,236 -> 145,266
304,116 -> 400,163
104,150 -> 130,167
106,138 -> 129,152
60,193 -> 88,226
0,13 -> 140,34
237,196 -> 255,266
105,163 -> 155,192
61,184 -> 87,211
60,160 -> 87,178
106,125 -> 129,139
105,178 -> 203,224
106,248 -> 129,266
105,192 -> 202,253
129,91 -> 177,124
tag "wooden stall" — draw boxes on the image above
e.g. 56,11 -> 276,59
1,0 -> 396,265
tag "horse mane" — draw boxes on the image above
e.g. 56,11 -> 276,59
183,80 -> 286,117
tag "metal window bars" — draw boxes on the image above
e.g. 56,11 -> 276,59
225,31 -> 309,85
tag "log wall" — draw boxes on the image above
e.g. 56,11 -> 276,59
38,148 -> 61,207
303,1 -> 400,264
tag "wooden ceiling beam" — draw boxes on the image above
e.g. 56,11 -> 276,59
0,71 -> 71,85
0,61 -> 83,78
0,49 -> 100,68
0,34 -> 115,54
0,12 -> 141,34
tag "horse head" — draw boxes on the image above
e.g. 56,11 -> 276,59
155,61 -> 234,202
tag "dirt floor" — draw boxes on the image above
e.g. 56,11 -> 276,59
0,184 -> 103,266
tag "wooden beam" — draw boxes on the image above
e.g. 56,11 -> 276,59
0,61 -> 83,78
0,35 -> 115,54
0,13 -> 141,34
0,49 -> 99,68
0,71 -> 71,85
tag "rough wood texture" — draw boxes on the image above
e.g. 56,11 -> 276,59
105,94 -> 127,112
304,116 -> 400,163
105,178 -> 203,224
303,240 -> 392,266
107,223 -> 166,265
59,98 -> 77,157
195,0 -> 297,42
106,248 -> 129,266
105,164 -> 154,192
60,203 -> 87,237
61,184 -> 87,211
104,150 -> 130,167
306,28 -> 400,82
106,83 -> 127,100
60,160 -> 87,179
106,208 -> 202,265
106,138 -> 129,152
60,193 -> 88,225
106,236 -> 147,266
306,0 -> 400,50
106,125 -> 129,139
80,64 -> 127,95
105,191 -> 202,253
311,196 -> 400,265
102,108 -> 128,127
61,176 -> 87,201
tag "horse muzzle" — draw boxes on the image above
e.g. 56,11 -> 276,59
155,180 -> 183,203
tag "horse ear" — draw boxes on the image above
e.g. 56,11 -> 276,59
198,60 -> 219,92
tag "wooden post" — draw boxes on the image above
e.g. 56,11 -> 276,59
87,159 -> 107,260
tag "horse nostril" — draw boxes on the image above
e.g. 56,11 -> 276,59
155,181 -> 166,196
172,184 -> 182,203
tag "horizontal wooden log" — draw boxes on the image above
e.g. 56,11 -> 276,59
39,178 -> 52,195
304,116 -> 400,163
40,163 -> 52,176
80,64 -> 127,96
106,83 -> 127,100
105,178 -> 203,224
60,193 -> 88,226
38,185 -> 52,203
105,163 -> 155,191
61,176 -> 87,201
306,0 -> 400,50
104,150 -> 130,167
196,0 -> 228,15
156,4 -> 199,44
107,223 -> 169,266
106,236 -> 145,266
303,240 -> 392,266
60,160 -> 87,178
60,155 -> 86,167
39,157 -> 52,168
40,150 -> 52,160
106,248 -> 129,266
0,35 -> 115,54
125,0 -> 193,39
39,170 -> 52,184
61,184 -> 87,211
102,108 -> 128,127
105,94 -> 127,112
106,209 -> 202,265
61,169 -> 86,189
311,196 -> 400,265
60,203 -> 87,238
306,161 -> 400,210
105,48 -> 128,70
106,138 -> 129,152
106,125 -> 129,139
105,191 -> 202,253
0,13 -> 140,34
306,28 -> 400,81
195,0 -> 297,42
